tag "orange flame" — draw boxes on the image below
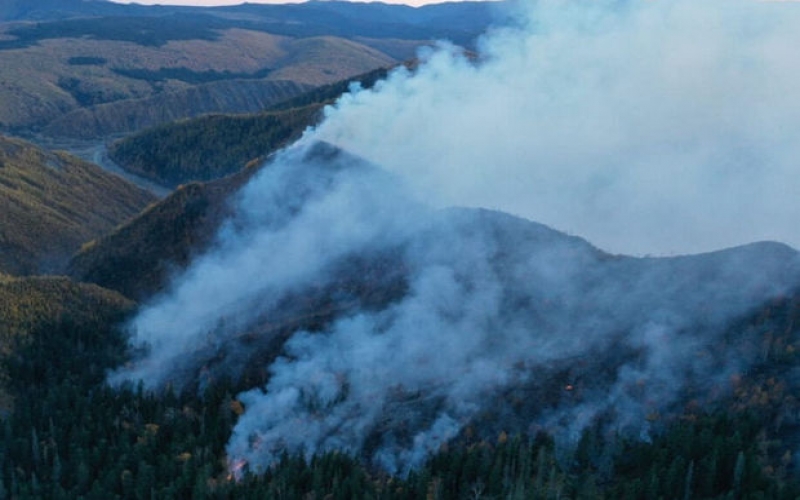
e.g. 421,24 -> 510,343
227,458 -> 247,482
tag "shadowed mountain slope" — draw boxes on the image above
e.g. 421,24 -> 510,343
69,163 -> 261,300
106,67 -> 390,187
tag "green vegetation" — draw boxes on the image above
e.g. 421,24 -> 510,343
0,275 -> 132,413
69,166 -> 259,300
66,56 -> 107,66
107,67 -> 389,187
108,105 -> 319,187
0,136 -> 156,275
14,200 -> 800,500
60,194 -> 800,499
1,307 -> 799,499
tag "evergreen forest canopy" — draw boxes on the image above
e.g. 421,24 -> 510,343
5,234 -> 800,499
107,68 -> 389,187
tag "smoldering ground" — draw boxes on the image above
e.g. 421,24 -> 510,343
111,0 -> 800,477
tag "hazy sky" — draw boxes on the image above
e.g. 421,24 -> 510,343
110,0 -> 299,4
109,0 -> 439,6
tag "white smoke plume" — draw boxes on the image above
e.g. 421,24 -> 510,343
110,0 -> 800,477
317,0 -> 800,255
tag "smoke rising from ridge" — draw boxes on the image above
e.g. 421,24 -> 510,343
317,0 -> 800,255
111,0 -> 800,477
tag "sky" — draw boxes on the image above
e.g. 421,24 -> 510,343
109,0 -> 439,6
110,0 -> 299,4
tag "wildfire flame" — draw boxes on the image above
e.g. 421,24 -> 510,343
227,458 -> 247,482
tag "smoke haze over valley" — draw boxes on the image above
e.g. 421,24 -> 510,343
109,0 -> 800,479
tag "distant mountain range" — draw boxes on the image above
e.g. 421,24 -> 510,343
0,0 -> 498,139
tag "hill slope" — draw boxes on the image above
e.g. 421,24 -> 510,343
41,78 -> 314,140
106,67 -> 389,187
0,274 -> 133,411
22,142 -> 800,497
69,163 -> 260,300
107,104 -> 320,188
0,135 -> 156,275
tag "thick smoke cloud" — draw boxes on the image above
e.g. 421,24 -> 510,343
111,0 -> 800,478
317,0 -> 800,255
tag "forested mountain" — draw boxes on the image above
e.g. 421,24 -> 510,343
8,141 -> 800,499
0,135 -> 155,275
106,104 -> 319,187
0,275 -> 132,412
67,145 -> 800,488
107,67 -> 389,187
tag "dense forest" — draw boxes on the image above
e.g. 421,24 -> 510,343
2,276 -> 800,498
107,106 -> 320,188
107,68 -> 389,187
2,316 -> 800,499
0,136 -> 155,276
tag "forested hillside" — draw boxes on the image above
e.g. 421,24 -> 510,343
6,253 -> 800,499
0,136 -> 155,275
0,275 -> 132,412
63,144 -> 800,498
0,1 -> 492,139
107,67 -> 389,186
107,105 -> 319,187
69,165 -> 260,300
